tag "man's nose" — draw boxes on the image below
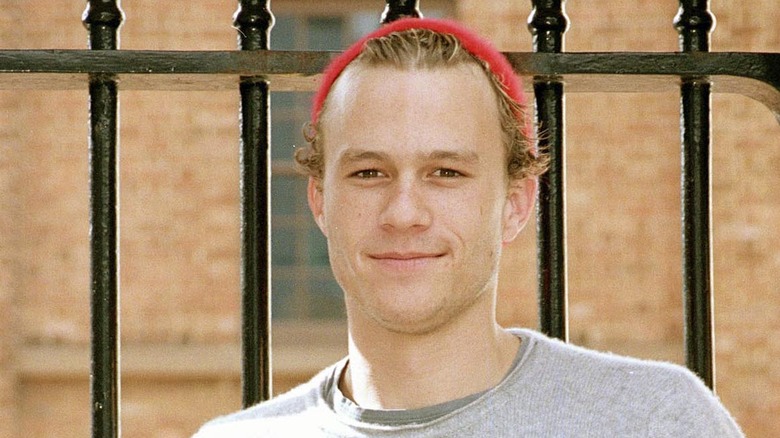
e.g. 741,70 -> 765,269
379,180 -> 433,232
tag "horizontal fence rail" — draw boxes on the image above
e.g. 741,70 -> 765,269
0,51 -> 777,115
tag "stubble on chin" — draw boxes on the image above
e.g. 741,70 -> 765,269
344,282 -> 490,337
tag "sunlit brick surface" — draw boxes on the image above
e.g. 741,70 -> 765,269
0,1 -> 777,437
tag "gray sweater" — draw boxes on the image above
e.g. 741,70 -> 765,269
194,328 -> 743,437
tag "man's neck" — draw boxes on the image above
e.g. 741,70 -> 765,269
340,301 -> 520,410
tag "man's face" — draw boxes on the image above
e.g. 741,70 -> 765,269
309,64 -> 534,335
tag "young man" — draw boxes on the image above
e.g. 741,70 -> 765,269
196,18 -> 742,437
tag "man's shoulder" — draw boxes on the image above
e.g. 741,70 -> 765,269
192,362 -> 340,437
515,327 -> 700,380
508,328 -> 743,436
514,328 -> 713,395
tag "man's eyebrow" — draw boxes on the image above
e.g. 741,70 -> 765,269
426,150 -> 480,164
335,148 -> 480,165
336,149 -> 390,165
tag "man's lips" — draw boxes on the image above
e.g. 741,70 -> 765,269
366,251 -> 446,270
368,251 -> 445,260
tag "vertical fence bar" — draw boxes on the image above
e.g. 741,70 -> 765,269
82,1 -> 124,437
675,0 -> 716,389
528,0 -> 569,341
381,0 -> 422,24
234,0 -> 274,407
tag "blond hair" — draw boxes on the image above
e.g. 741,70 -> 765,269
295,28 -> 548,180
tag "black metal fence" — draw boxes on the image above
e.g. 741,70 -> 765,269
1,0 -> 778,436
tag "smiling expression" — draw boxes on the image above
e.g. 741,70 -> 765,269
308,64 -> 534,335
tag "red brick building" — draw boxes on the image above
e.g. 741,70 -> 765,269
0,1 -> 777,437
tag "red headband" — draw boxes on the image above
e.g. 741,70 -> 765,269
310,17 -> 526,128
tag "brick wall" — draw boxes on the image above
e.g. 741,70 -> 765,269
0,1 -> 777,437
0,3 -> 20,437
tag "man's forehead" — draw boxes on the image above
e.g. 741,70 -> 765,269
323,63 -> 492,118
318,64 -> 503,158
335,62 -> 485,86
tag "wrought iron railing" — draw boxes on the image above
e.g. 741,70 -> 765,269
1,0 -> 778,436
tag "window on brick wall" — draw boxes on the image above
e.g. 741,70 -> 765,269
269,4 -> 453,321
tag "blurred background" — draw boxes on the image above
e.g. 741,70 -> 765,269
0,0 -> 777,436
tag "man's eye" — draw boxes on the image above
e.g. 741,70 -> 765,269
432,168 -> 462,178
353,169 -> 383,178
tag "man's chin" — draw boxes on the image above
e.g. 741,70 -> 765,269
364,303 -> 465,337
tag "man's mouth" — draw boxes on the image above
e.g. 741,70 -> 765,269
369,251 -> 445,259
366,251 -> 446,270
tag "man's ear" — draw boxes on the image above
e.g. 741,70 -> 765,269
307,177 -> 328,237
502,177 -> 537,244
